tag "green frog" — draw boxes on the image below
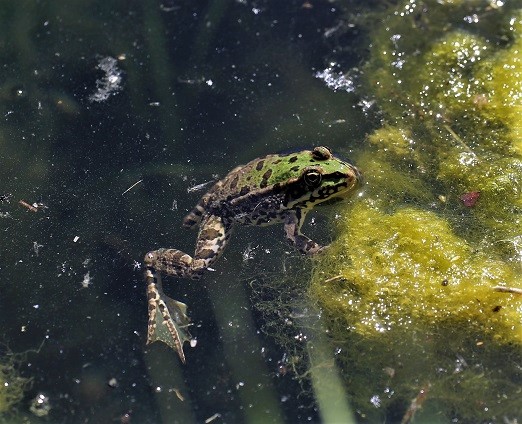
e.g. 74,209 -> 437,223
144,146 -> 361,362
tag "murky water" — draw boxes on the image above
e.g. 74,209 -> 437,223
1,1 -> 521,423
0,1 -> 370,422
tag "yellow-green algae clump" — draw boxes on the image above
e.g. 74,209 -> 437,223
313,204 -> 520,342
309,1 -> 522,422
312,202 -> 521,421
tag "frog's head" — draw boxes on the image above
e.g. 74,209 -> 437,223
282,146 -> 361,209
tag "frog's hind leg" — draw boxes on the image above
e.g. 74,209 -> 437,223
145,270 -> 191,363
144,214 -> 232,361
193,214 -> 232,272
145,214 -> 231,280
182,180 -> 224,228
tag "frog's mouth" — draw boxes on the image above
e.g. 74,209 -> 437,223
319,196 -> 344,206
319,168 -> 363,206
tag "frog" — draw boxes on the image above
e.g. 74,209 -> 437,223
144,146 -> 361,362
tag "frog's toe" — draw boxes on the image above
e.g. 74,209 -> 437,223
309,243 -> 330,255
144,250 -> 158,267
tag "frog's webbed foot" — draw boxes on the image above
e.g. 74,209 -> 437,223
284,211 -> 325,255
145,267 -> 191,363
143,216 -> 231,362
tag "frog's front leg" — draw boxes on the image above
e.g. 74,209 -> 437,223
144,214 -> 231,362
284,210 -> 324,255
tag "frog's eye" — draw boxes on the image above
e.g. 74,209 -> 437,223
312,146 -> 332,161
303,169 -> 322,187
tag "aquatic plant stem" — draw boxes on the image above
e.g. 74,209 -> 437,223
145,347 -> 196,423
206,265 -> 285,424
306,317 -> 356,424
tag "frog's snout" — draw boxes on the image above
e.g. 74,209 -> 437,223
344,163 -> 363,190
352,165 -> 364,187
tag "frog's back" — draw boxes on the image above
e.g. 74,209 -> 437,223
182,151 -> 289,228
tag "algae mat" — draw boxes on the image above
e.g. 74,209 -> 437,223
310,1 -> 522,422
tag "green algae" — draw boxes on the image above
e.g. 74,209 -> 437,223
312,202 -> 521,341
307,1 -> 522,421
361,6 -> 522,256
0,351 -> 30,416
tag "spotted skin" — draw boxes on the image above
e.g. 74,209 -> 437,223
144,146 -> 361,362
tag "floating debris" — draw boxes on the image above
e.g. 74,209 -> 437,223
0,193 -> 12,203
315,62 -> 355,92
187,180 -> 214,193
107,377 -> 118,388
122,179 -> 143,195
460,191 -> 480,207
29,393 -> 51,417
120,411 -> 132,424
19,200 -> 38,212
170,387 -> 184,401
89,57 -> 123,103
160,0 -> 180,12
80,272 -> 92,289
242,244 -> 259,261
401,384 -> 430,424
33,241 -> 43,256
177,76 -> 206,85
493,285 -> 522,295
205,413 -> 222,423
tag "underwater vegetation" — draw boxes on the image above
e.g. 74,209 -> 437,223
0,348 -> 30,417
309,0 -> 522,422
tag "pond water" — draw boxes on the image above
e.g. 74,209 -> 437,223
1,1 -> 521,423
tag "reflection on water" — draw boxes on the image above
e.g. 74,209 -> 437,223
0,0 -> 520,423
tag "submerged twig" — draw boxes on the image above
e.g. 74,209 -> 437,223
324,274 -> 345,284
443,124 -> 477,158
122,179 -> 143,195
187,180 -> 214,193
204,413 -> 221,423
493,286 -> 522,295
401,383 -> 431,424
19,200 -> 38,212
